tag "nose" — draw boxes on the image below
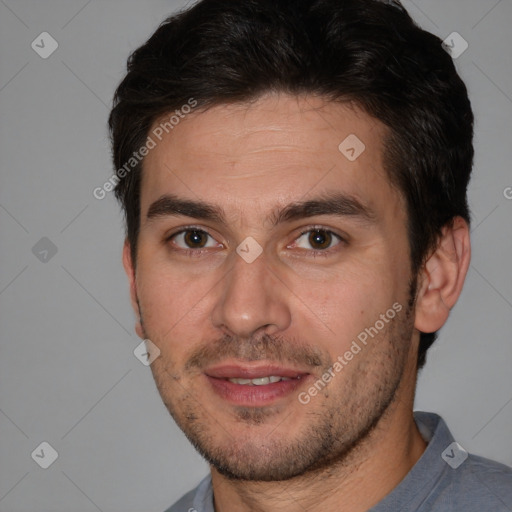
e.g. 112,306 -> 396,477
211,249 -> 292,339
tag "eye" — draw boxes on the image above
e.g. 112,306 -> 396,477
293,228 -> 342,251
170,229 -> 219,250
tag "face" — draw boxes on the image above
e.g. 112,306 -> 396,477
126,94 -> 418,481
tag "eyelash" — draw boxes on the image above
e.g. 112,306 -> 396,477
165,225 -> 221,257
292,227 -> 345,257
165,225 -> 346,257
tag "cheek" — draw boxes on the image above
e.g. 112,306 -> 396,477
290,264 -> 400,354
135,264 -> 186,327
135,258 -> 218,346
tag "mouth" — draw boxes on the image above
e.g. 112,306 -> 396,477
226,375 -> 293,385
204,362 -> 311,406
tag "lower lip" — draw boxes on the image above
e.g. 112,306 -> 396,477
205,375 -> 309,406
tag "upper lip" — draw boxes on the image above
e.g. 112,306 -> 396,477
204,362 -> 310,380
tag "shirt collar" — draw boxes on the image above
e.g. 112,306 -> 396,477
191,412 -> 453,512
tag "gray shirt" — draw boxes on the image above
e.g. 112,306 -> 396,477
165,412 -> 512,511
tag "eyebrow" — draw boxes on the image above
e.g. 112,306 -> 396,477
145,192 -> 377,227
146,195 -> 224,223
270,193 -> 377,226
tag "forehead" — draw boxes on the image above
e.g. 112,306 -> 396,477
140,94 -> 402,224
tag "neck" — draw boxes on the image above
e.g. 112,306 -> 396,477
210,357 -> 426,512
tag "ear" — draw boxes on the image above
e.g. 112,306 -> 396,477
122,239 -> 144,339
414,217 -> 471,333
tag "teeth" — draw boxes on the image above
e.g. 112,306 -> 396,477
228,376 -> 293,385
251,377 -> 271,385
230,378 -> 253,385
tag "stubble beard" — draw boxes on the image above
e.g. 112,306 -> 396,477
143,294 -> 416,482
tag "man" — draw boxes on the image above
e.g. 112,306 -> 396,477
108,0 -> 512,510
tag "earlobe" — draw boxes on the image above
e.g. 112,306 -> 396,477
414,217 -> 471,333
122,240 -> 144,338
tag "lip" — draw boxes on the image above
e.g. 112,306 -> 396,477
204,363 -> 309,380
204,362 -> 311,407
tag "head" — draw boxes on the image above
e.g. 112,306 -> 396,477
109,0 -> 472,481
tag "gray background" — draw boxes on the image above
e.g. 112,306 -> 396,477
0,1 -> 511,511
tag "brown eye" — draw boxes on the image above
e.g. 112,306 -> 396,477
183,230 -> 208,248
170,229 -> 218,250
293,228 -> 342,251
308,230 -> 333,250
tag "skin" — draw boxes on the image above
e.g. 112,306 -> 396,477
123,94 -> 471,512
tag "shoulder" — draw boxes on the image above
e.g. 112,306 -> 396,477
430,451 -> 512,511
411,412 -> 512,512
459,453 -> 512,506
162,487 -> 196,512
162,475 -> 212,512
